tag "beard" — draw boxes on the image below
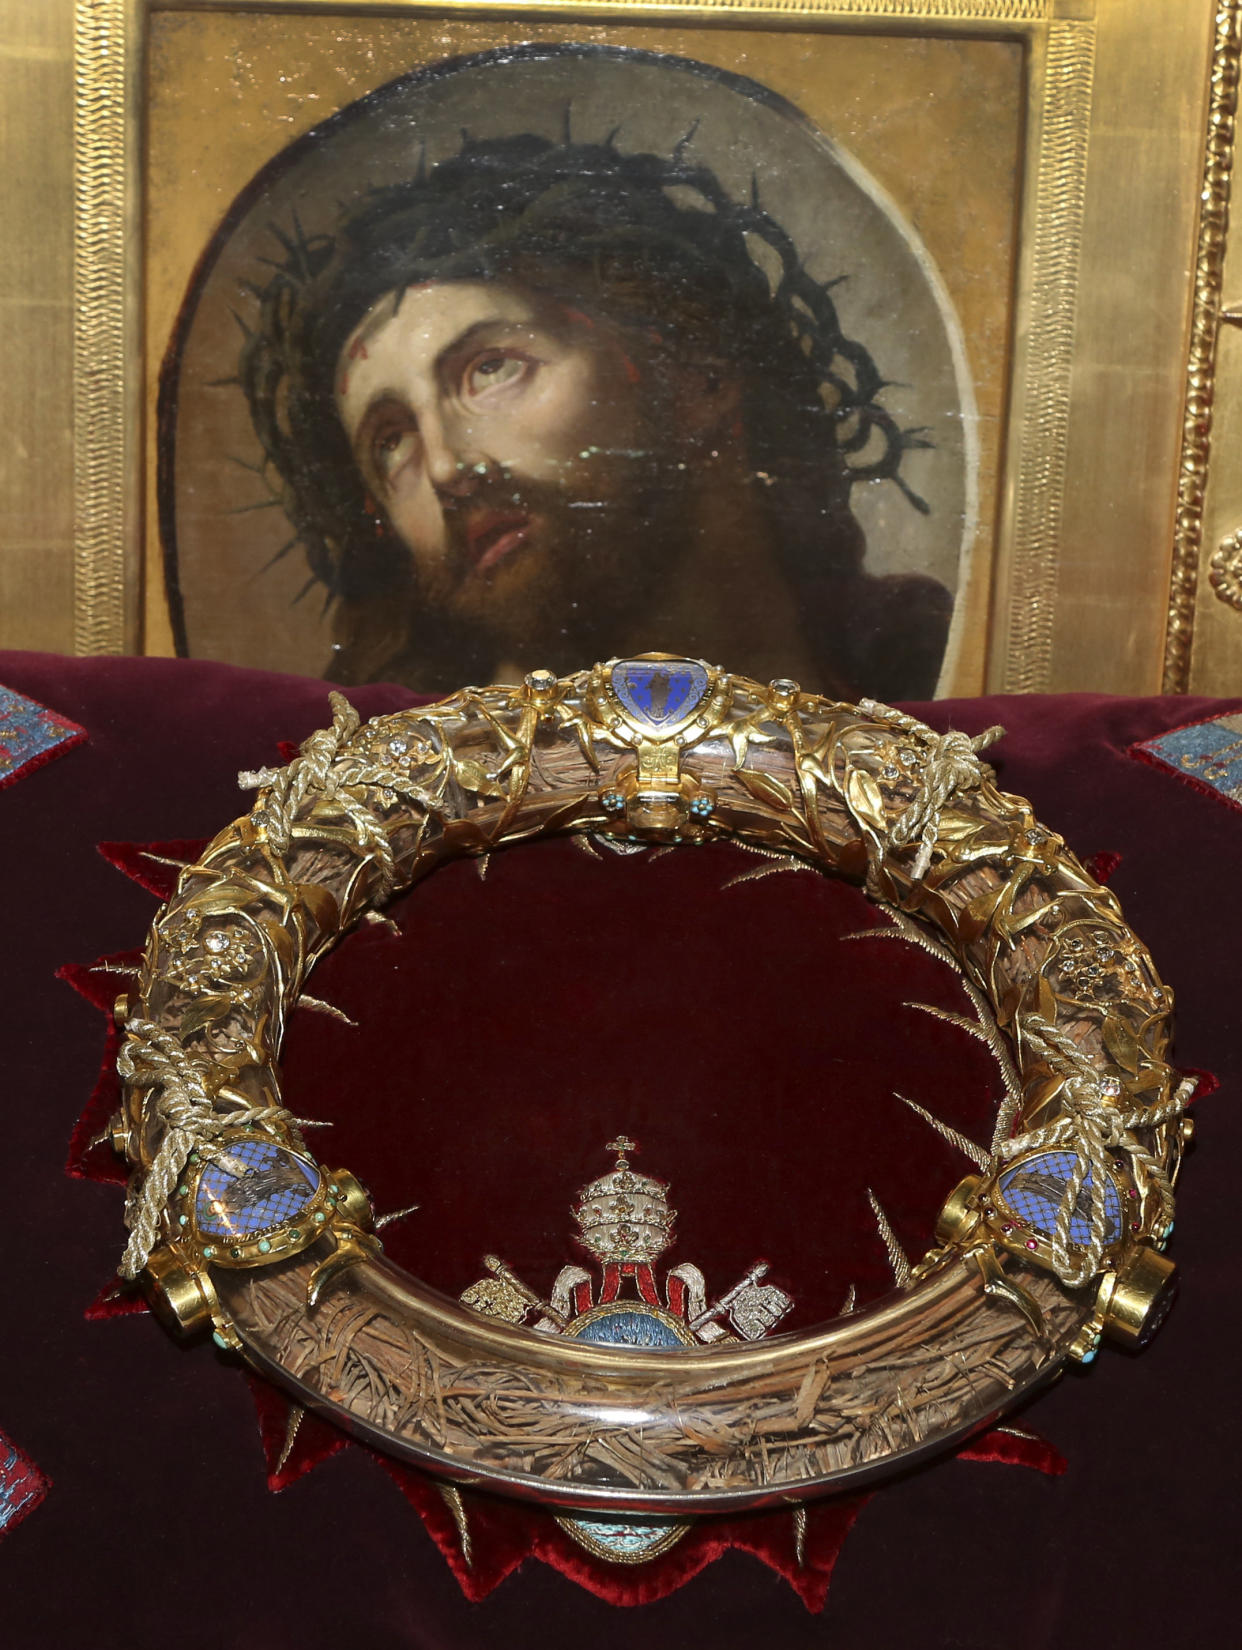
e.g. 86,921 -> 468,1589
405,453 -> 691,680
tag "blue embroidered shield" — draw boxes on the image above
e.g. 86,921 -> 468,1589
573,1309 -> 685,1349
563,1305 -> 688,1559
561,1514 -> 685,1562
998,1150 -> 1122,1247
610,660 -> 709,732
195,1138 -> 321,1238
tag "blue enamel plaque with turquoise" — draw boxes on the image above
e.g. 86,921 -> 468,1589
195,1139 -> 321,1239
998,1150 -> 1122,1247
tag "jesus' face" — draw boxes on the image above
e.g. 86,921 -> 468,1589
335,279 -> 686,668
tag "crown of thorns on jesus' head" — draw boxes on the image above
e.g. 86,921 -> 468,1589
239,129 -> 930,606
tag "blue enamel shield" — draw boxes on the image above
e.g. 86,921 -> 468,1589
610,660 -> 709,732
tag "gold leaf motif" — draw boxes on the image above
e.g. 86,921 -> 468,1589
1037,974 -> 1059,1024
798,751 -> 835,793
260,915 -> 296,973
1129,1068 -> 1167,1096
453,759 -> 505,798
296,882 -> 340,935
964,884 -> 1005,930
179,995 -> 235,1037
1007,898 -> 1057,939
1101,1013 -> 1143,1075
193,889 -> 267,919
835,837 -> 870,882
734,766 -> 793,811
933,808 -> 983,843
441,818 -> 494,854
844,766 -> 886,832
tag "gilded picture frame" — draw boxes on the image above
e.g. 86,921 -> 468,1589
13,0 -> 1233,695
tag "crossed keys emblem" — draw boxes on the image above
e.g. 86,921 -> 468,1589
461,1136 -> 794,1347
459,1136 -> 796,1562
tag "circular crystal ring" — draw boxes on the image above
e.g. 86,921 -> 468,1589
114,658 -> 1188,1513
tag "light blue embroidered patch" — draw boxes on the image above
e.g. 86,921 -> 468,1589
562,1514 -> 685,1561
0,684 -> 86,790
1136,711 -> 1242,810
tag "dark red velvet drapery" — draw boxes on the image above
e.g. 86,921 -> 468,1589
0,650 -> 1236,1648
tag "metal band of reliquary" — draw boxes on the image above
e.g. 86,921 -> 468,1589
110,657 -> 1192,1513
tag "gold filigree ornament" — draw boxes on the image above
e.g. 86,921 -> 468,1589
110,655 -> 1194,1515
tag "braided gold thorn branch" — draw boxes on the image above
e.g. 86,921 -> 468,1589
113,659 -> 1187,1511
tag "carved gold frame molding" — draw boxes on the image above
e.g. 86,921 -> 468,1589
1169,0 -> 1242,695
72,0 -> 138,657
69,0 -> 1222,694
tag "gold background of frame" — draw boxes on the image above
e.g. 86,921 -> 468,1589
0,0 -> 1234,697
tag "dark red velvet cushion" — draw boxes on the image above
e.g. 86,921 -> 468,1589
0,650 -> 1237,1648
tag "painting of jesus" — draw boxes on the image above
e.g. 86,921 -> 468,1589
157,39 -> 1008,699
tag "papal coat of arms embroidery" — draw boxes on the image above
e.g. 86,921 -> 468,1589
460,1136 -> 794,1562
